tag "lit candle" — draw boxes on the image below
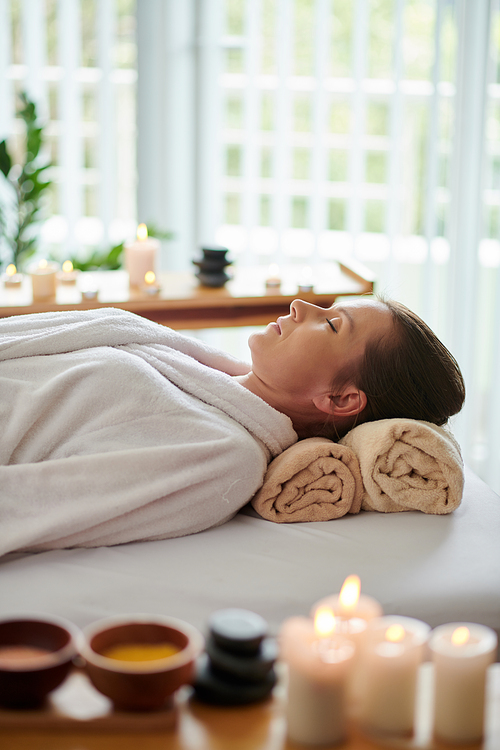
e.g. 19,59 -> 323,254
357,616 -> 430,736
311,575 -> 383,642
57,260 -> 79,285
142,270 -> 160,295
429,622 -> 497,744
311,576 -> 383,715
2,264 -> 22,288
280,609 -> 355,746
30,259 -> 58,301
125,224 -> 160,288
265,264 -> 281,291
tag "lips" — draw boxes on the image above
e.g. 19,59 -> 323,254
275,318 -> 283,335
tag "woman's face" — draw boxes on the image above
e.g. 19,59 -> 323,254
248,298 -> 392,403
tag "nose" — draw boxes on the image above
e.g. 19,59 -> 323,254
290,299 -> 321,321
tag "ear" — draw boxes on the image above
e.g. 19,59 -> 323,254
312,387 -> 367,417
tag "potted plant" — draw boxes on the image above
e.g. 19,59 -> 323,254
0,92 -> 52,271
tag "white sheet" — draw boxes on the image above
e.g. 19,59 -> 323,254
0,467 -> 498,652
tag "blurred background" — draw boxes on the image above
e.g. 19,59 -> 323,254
0,0 -> 499,493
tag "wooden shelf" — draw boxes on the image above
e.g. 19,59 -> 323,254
0,260 -> 375,330
0,663 -> 498,750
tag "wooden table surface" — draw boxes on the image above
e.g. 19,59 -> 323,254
0,260 -> 374,329
0,664 -> 498,750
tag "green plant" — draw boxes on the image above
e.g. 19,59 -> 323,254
65,224 -> 174,271
0,92 -> 52,270
67,242 -> 125,272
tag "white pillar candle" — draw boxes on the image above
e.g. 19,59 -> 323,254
357,615 -> 430,737
311,575 -> 383,644
429,622 -> 497,744
311,575 -> 383,716
125,224 -> 160,287
311,576 -> 384,721
280,613 -> 355,746
30,260 -> 58,300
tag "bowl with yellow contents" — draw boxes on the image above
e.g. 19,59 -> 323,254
0,615 -> 79,708
79,615 -> 204,710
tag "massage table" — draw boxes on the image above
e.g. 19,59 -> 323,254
0,467 -> 498,655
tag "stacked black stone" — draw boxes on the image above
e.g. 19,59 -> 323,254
193,608 -> 278,705
192,245 -> 232,288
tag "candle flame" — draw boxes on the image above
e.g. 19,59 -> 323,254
339,575 -> 361,610
38,259 -> 48,269
6,264 -> 17,276
144,271 -> 156,285
451,626 -> 470,646
314,607 -> 336,638
385,624 -> 406,643
137,223 -> 148,241
62,260 -> 73,273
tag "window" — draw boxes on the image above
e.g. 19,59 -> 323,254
0,0 -> 137,264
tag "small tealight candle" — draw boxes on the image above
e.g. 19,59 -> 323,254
3,264 -> 23,288
125,223 -> 160,288
265,264 -> 281,291
80,274 -> 99,300
57,260 -> 79,285
142,270 -> 160,295
298,265 -> 314,293
30,259 -> 58,301
429,622 -> 497,744
280,609 -> 355,746
357,616 -> 430,737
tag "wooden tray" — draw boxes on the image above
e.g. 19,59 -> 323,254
0,669 -> 177,732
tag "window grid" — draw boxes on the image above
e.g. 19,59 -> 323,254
215,0 -> 458,273
0,0 -> 137,265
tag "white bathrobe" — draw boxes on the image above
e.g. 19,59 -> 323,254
0,308 -> 297,555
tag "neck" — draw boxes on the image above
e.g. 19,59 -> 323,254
234,372 -> 321,437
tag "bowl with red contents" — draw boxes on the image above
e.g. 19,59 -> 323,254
79,614 -> 204,710
0,615 -> 79,708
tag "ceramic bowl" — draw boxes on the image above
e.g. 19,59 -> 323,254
79,615 -> 204,711
0,615 -> 79,708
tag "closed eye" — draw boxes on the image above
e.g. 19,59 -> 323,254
326,318 -> 338,333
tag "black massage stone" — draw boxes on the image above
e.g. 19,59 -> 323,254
208,608 -> 267,655
192,608 -> 277,706
205,634 -> 278,682
193,245 -> 232,288
193,653 -> 277,706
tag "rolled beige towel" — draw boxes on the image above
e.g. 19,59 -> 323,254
251,437 -> 363,523
339,419 -> 464,514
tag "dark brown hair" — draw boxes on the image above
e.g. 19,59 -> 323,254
322,298 -> 465,439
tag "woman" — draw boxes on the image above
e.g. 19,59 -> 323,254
241,297 -> 465,439
0,298 -> 464,555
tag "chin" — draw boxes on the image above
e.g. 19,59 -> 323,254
247,332 -> 257,349
247,329 -> 266,350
